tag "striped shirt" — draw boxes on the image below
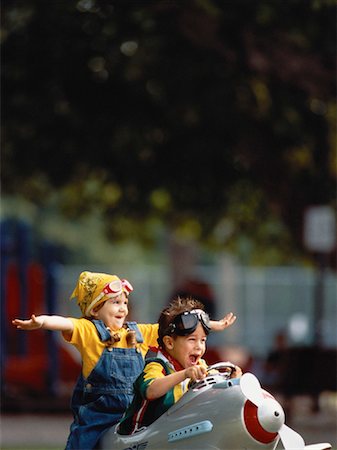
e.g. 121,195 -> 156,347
118,350 -> 207,435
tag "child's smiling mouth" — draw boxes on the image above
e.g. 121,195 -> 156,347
188,355 -> 199,365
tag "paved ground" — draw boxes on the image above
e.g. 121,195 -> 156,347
1,396 -> 336,449
1,413 -> 72,449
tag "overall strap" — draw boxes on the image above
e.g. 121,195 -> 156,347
125,321 -> 144,343
90,319 -> 111,342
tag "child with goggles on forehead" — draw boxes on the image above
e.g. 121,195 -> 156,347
12,271 -> 237,450
118,297 -> 242,435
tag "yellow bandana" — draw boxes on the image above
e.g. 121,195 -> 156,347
70,271 -> 132,317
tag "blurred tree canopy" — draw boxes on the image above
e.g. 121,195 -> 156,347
2,0 -> 336,265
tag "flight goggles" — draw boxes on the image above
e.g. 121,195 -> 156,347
102,278 -> 133,296
168,309 -> 211,336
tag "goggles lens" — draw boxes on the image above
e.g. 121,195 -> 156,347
169,309 -> 211,336
103,278 -> 133,296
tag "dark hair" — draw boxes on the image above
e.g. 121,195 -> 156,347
157,296 -> 205,348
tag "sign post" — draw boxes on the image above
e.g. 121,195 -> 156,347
303,206 -> 336,346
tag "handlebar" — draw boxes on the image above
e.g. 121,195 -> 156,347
188,361 -> 237,390
206,361 -> 237,377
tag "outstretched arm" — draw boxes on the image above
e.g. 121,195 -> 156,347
210,312 -> 237,332
12,314 -> 74,334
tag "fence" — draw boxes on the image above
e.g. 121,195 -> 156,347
57,261 -> 337,357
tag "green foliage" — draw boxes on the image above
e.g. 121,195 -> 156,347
2,0 -> 336,265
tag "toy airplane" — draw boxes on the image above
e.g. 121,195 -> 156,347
102,362 -> 332,450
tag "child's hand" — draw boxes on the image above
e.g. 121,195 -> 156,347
12,314 -> 44,330
210,312 -> 237,331
231,365 -> 243,378
185,365 -> 207,382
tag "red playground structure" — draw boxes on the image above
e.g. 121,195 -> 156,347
1,219 -> 80,411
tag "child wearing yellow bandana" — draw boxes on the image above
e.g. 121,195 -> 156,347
12,271 -> 237,450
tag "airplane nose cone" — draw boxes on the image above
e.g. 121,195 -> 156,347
257,398 -> 285,433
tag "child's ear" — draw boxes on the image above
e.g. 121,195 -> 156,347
91,309 -> 99,318
162,335 -> 174,350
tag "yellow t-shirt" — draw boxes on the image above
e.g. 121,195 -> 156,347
63,318 -> 159,378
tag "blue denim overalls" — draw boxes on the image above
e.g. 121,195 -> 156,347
65,320 -> 144,450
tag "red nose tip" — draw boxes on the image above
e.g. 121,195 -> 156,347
243,399 -> 278,444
